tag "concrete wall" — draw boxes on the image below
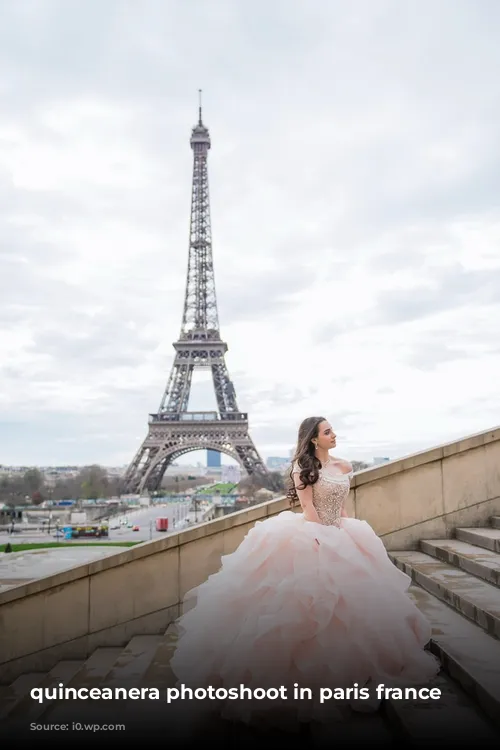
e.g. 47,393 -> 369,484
1,426 -> 499,683
352,426 -> 500,548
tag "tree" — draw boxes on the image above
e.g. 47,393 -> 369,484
0,475 -> 29,506
31,490 -> 45,505
237,470 -> 285,498
351,460 -> 371,473
79,465 -> 108,500
263,471 -> 285,492
23,468 -> 44,495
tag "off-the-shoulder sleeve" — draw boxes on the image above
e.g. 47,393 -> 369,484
342,461 -> 354,480
291,461 -> 301,474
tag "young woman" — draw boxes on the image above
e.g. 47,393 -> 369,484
170,416 -> 440,728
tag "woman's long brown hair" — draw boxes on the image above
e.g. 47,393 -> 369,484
287,416 -> 327,506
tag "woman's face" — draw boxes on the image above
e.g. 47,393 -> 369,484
315,420 -> 337,450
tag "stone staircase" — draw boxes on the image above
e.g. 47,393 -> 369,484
2,518 -> 500,744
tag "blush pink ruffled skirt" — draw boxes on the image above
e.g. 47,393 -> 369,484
170,511 -> 440,724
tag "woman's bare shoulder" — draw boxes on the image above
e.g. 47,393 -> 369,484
330,456 -> 353,474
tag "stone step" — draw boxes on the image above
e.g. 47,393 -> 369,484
0,672 -> 47,720
5,579 -> 500,742
491,517 -> 500,530
308,713 -> 394,748
406,584 -> 500,729
385,671 -> 498,743
1,615 -> 497,743
41,647 -> 123,722
456,527 -> 500,553
421,539 -> 500,587
39,635 -> 165,728
226,712 -> 395,748
119,624 -> 188,736
99,634 -> 165,688
390,551 -> 500,639
7,660 -> 84,721
136,623 -> 180,689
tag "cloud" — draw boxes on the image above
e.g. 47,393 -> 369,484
372,265 -> 500,326
1,0 -> 500,468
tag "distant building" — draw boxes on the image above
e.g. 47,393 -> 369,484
164,464 -> 206,477
207,450 -> 221,468
0,506 -> 24,525
221,465 -> 241,484
266,457 -> 290,470
372,457 -> 391,465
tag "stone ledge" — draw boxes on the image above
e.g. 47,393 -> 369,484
0,603 -> 180,684
351,425 -> 500,487
379,496 -> 500,550
2,425 -> 498,607
0,499 -> 280,606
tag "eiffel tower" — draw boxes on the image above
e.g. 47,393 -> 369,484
122,95 -> 269,495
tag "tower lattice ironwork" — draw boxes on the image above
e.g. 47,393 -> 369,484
123,96 -> 269,495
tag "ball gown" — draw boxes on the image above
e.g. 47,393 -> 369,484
169,461 -> 440,726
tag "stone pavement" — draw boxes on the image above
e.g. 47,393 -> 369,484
0,546 -> 130,593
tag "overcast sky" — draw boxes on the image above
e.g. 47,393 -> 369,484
1,0 -> 499,468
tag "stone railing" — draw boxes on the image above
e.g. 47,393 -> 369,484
351,426 -> 500,548
1,425 -> 499,683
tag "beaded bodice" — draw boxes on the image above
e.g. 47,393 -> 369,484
293,461 -> 353,527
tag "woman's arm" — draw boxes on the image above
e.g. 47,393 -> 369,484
293,472 -> 321,523
340,460 -> 353,518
